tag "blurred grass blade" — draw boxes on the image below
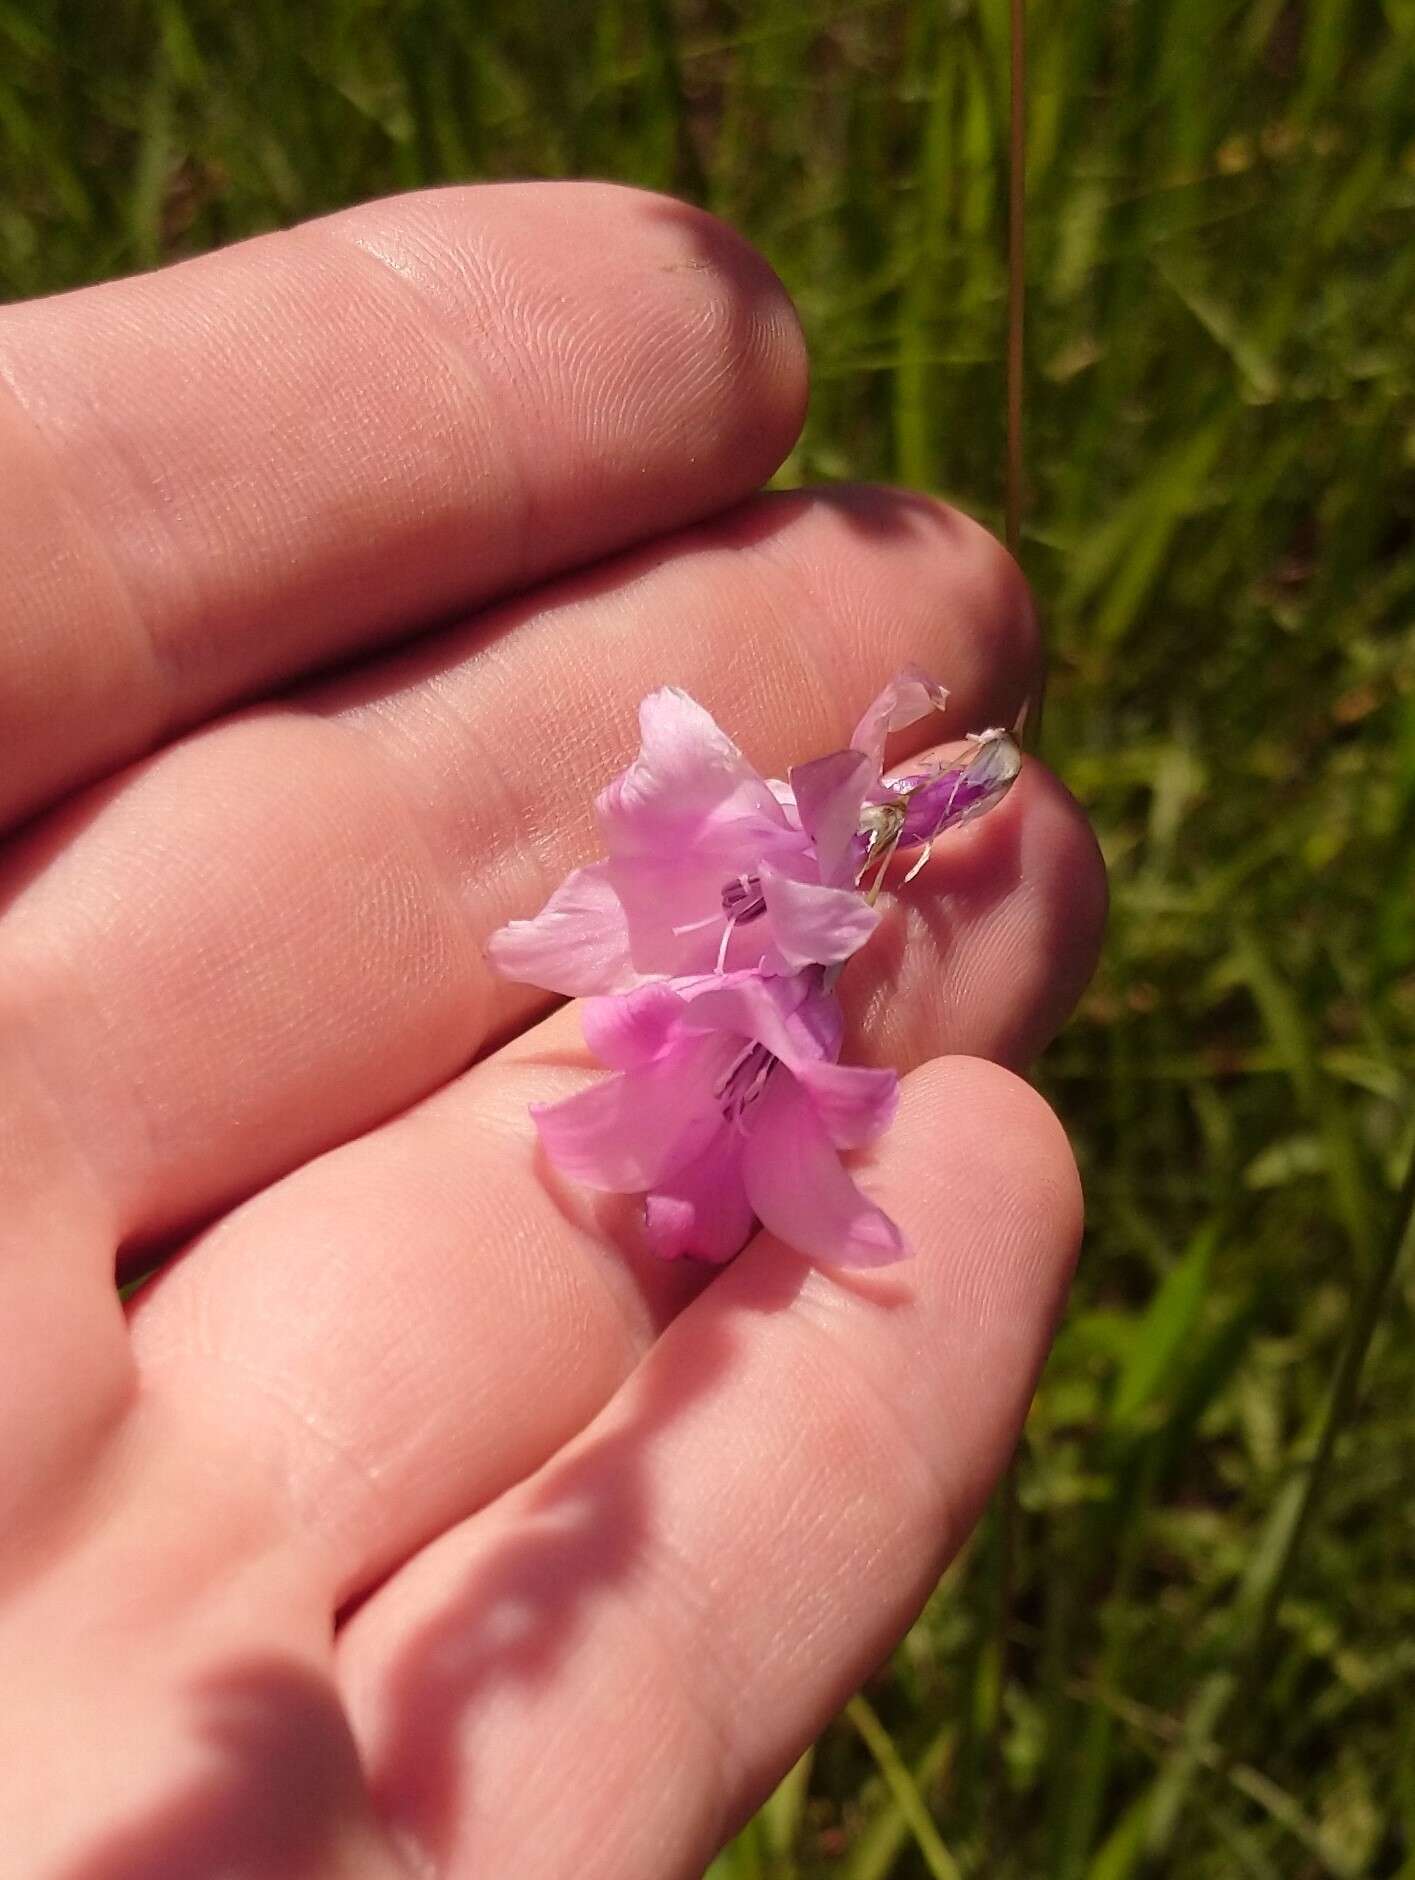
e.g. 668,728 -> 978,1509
846,1696 -> 963,1880
1107,1223 -> 1217,1431
846,1723 -> 957,1880
1064,417 -> 1228,645
760,1746 -> 813,1860
1146,1144 -> 1415,1853
705,1748 -> 812,1878
1085,1794 -> 1148,1880
1232,925 -> 1373,1260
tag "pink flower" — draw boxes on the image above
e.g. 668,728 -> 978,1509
488,687 -> 886,998
486,669 -> 1022,1272
534,969 -> 905,1267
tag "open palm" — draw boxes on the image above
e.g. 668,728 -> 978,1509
0,183 -> 1105,1878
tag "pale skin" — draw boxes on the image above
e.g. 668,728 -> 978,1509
0,182 -> 1107,1878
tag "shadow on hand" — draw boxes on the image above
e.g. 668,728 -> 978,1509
363,1254 -> 806,1868
57,1657 -> 376,1880
55,1270 -> 800,1880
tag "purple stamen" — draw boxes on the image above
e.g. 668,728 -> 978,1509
714,1040 -> 777,1128
720,873 -> 767,924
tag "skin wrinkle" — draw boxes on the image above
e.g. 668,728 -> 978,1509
322,628 -> 578,921
311,707 -> 501,1037
0,966 -> 119,1257
146,241 -> 481,642
408,639 -> 573,910
0,1283 -> 137,1582
776,1274 -> 969,1543
389,1543 -> 739,1878
2,707 -> 491,1238
726,526 -> 841,755
130,1084 -> 658,1596
600,1508 -> 751,1777
0,1374 -> 266,1608
589,1545 -> 746,1848
143,1339 -> 393,1591
58,348 -> 211,691
736,505 -> 882,738
0,362 -> 172,768
329,226 -> 539,598
4,929 -> 174,1244
7,265 -> 329,688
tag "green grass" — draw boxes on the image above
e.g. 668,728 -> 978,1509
5,1 -> 1414,1873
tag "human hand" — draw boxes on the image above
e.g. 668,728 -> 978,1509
0,183 -> 1105,1878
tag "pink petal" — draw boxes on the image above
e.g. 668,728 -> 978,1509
792,1058 -> 899,1148
607,854 -> 739,977
741,1079 -> 907,1267
677,968 -> 841,1071
580,981 -> 689,1070
850,666 -> 949,766
788,749 -> 875,883
532,1044 -> 722,1192
645,1130 -> 754,1263
487,864 -> 636,997
597,687 -> 787,859
758,861 -> 879,974
766,776 -> 800,817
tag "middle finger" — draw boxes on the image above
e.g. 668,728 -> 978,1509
1,486 -> 1036,1252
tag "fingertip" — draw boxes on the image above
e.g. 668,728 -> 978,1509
617,188 -> 811,476
329,181 -> 809,499
1009,759 -> 1108,1058
885,1053 -> 1084,1323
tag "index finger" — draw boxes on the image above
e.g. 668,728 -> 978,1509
0,183 -> 806,827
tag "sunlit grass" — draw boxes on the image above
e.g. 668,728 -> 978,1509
5,0 -> 1413,1872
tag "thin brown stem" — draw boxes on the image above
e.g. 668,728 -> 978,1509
1005,0 -> 1025,567
986,5 -> 1029,1855
1006,0 -> 1045,757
